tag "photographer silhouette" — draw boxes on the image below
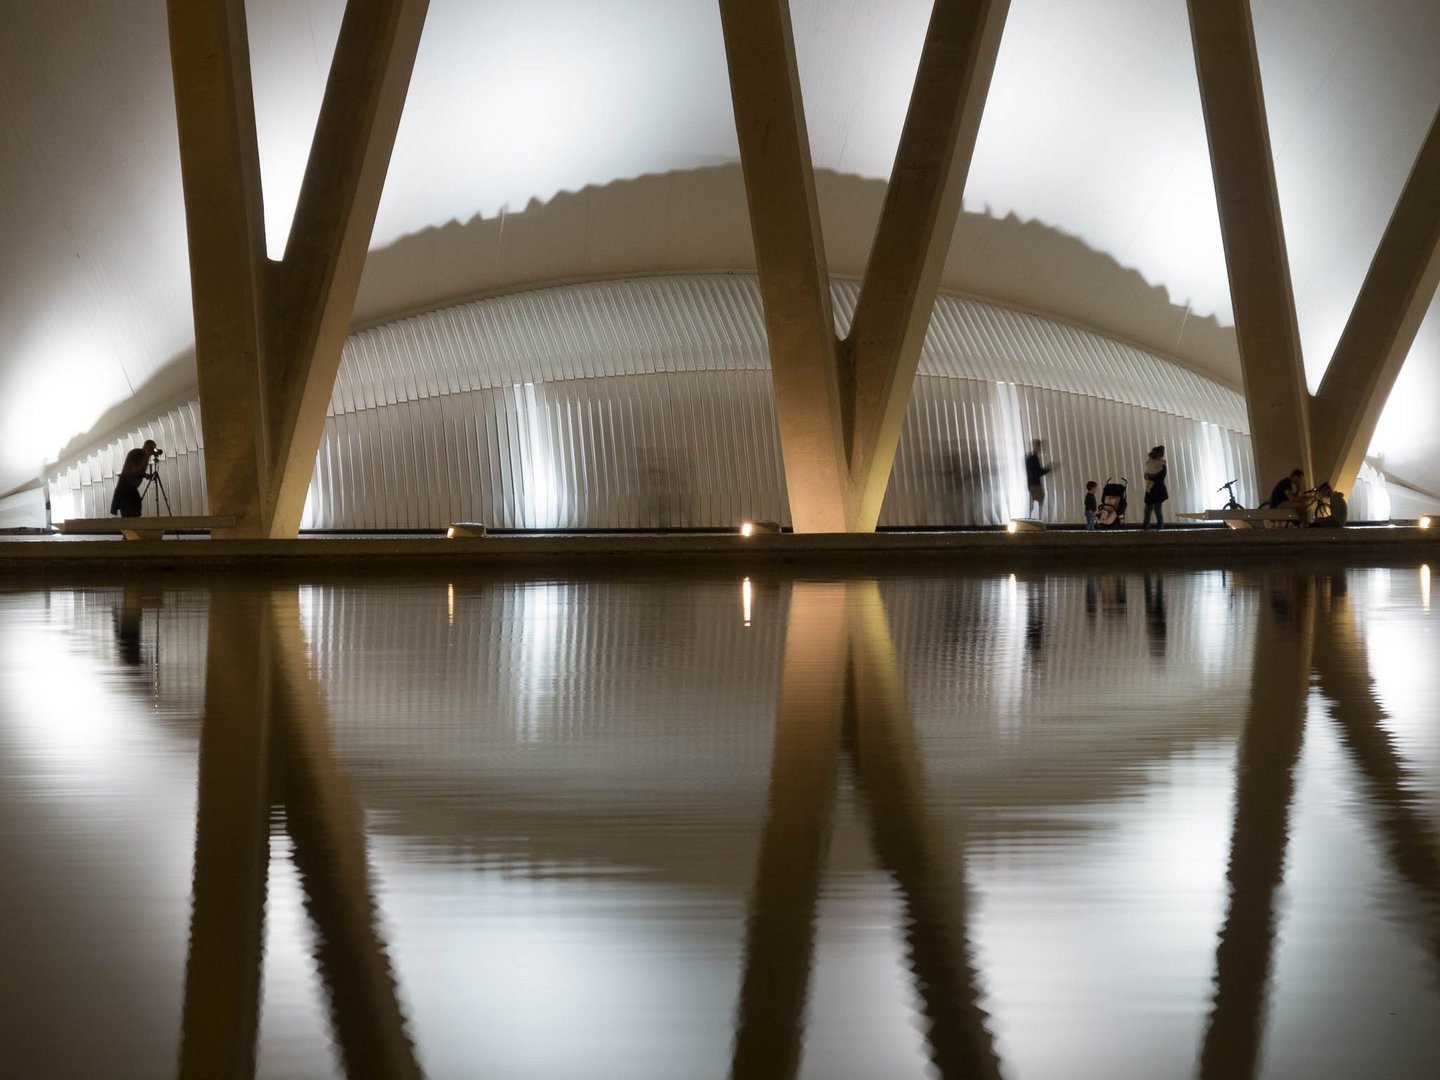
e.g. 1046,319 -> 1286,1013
109,439 -> 162,518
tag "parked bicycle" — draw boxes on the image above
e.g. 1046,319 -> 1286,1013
1217,479 -> 1244,511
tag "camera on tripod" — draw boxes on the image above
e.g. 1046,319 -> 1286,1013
150,446 -> 164,459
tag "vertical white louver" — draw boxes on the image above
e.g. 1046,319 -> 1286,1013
48,274 -> 1276,529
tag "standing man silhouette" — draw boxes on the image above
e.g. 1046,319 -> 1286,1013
109,439 -> 157,518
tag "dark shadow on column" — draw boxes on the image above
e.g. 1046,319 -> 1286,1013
730,583 -> 850,1080
1312,574 -> 1440,974
268,591 -> 424,1080
845,582 -> 1002,1080
178,589 -> 273,1080
1198,575 -> 1314,1080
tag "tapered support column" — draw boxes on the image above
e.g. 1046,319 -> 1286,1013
167,0 -> 274,538
846,0 -> 1010,527
169,0 -> 428,538
268,0 -> 431,535
1199,577 -> 1313,1080
1187,0 -> 1312,488
718,0 -> 853,533
720,0 -> 1008,532
1311,108 -> 1440,491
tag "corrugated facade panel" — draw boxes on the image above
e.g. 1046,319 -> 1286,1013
50,274 -> 1276,529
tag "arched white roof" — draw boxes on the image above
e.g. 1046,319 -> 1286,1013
2,0 -> 1437,498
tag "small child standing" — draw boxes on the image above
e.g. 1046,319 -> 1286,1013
1084,481 -> 1098,530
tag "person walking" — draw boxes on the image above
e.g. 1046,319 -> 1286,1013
1142,445 -> 1168,530
1024,439 -> 1058,519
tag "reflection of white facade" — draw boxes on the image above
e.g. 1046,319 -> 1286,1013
5,572 -> 1439,1076
2,1 -> 1439,518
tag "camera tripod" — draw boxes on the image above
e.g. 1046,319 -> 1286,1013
139,454 -> 174,515
1217,478 -> 1244,510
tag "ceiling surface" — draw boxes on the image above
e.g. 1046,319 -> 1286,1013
1,0 -> 1437,497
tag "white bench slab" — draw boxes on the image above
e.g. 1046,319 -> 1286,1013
1175,508 -> 1302,530
58,515 -> 238,540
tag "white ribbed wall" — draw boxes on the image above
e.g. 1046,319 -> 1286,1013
44,274 -> 1316,529
47,401 -> 208,524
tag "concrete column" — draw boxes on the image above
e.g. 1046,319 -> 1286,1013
168,0 -> 428,538
167,0 -> 275,540
718,0 -> 853,533
721,0 -> 1008,533
1198,575 -> 1312,1080
846,0 -> 1010,529
268,1 -> 430,537
1187,0 -> 1312,489
1310,108 -> 1440,492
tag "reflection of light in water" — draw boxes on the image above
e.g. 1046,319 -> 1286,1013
971,747 -> 1234,1079
1196,571 -> 1233,677
519,582 -> 566,741
256,829 -> 337,1075
1367,568 -> 1391,606
369,842 -> 743,1079
741,577 -> 752,626
5,620 -> 128,764
1422,565 -> 1431,614
448,583 -> 455,627
299,585 -> 319,649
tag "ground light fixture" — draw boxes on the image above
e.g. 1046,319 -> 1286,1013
447,522 -> 488,539
739,520 -> 780,537
1007,519 -> 1046,533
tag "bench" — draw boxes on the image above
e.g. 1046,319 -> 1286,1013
1175,508 -> 1302,530
57,515 -> 238,540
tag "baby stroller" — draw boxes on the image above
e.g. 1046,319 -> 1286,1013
1095,477 -> 1127,528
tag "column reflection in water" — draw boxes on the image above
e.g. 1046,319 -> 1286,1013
1199,570 -> 1440,1079
3,567 -> 1439,1077
1199,574 -> 1314,1080
732,580 -> 1000,1080
179,587 -> 420,1080
1312,573 -> 1440,977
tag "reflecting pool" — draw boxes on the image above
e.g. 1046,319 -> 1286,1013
2,567 -> 1438,1079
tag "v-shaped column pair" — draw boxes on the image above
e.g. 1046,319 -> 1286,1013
1188,0 -> 1440,493
720,0 -> 1010,532
168,0 -> 428,537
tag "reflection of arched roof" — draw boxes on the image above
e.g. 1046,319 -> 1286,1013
2,1 -> 1438,497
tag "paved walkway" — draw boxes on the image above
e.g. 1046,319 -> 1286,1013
1,525 -> 1435,578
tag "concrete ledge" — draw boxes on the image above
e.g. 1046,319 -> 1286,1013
2,526 -> 1437,579
1174,508 -> 1303,529
57,515 -> 239,538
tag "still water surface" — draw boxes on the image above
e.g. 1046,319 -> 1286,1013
1,567 -> 1437,1079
